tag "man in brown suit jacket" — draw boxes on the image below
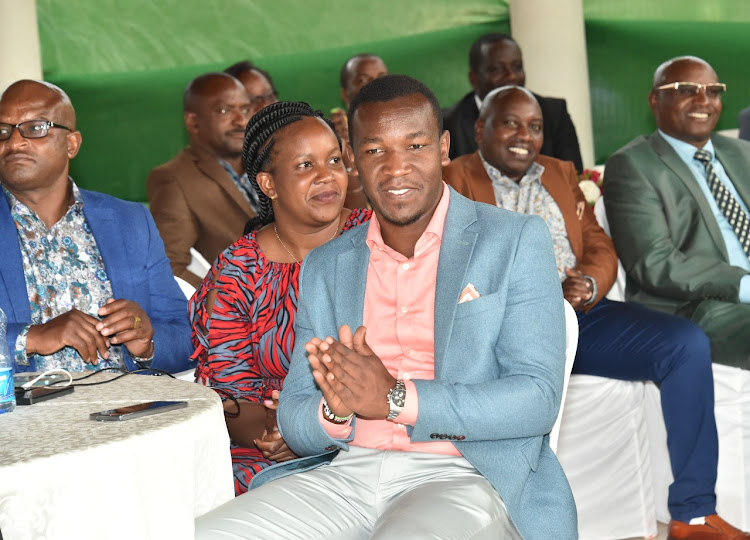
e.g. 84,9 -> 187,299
443,86 -> 747,540
148,73 -> 257,287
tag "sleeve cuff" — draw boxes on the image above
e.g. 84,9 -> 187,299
739,274 -> 750,304
14,325 -> 31,367
393,378 -> 418,425
318,397 -> 353,438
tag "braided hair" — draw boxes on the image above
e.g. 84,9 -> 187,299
242,101 -> 337,234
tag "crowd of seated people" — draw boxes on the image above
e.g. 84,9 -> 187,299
2,30 -> 749,540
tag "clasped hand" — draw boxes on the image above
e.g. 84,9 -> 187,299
254,390 -> 298,462
562,267 -> 593,311
306,324 -> 396,420
26,298 -> 153,363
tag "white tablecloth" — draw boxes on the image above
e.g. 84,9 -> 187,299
0,373 -> 234,540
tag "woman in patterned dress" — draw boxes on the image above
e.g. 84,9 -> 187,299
190,101 -> 370,494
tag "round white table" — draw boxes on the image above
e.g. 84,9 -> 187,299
0,372 -> 234,540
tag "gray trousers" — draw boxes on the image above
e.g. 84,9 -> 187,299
195,446 -> 522,539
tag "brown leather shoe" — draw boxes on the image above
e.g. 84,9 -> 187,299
668,514 -> 750,539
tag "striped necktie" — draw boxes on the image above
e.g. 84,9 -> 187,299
694,148 -> 750,259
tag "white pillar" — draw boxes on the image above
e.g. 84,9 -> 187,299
510,0 -> 595,168
0,0 -> 43,93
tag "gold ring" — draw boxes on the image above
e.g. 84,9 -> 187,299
133,316 -> 141,329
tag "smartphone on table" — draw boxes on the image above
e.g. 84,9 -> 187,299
89,400 -> 188,421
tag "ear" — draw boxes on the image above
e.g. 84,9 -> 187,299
342,141 -> 359,174
256,171 -> 277,201
439,130 -> 451,166
468,70 -> 478,92
184,111 -> 198,134
648,90 -> 659,115
340,87 -> 350,107
344,141 -> 358,175
474,118 -> 485,148
66,131 -> 83,159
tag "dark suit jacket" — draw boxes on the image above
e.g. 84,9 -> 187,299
444,152 -> 616,309
0,188 -> 194,374
147,145 -> 257,287
443,91 -> 584,173
604,131 -> 750,317
739,105 -> 750,142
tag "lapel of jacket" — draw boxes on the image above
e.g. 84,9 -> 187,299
465,152 -> 498,205
189,145 -> 255,217
713,134 -> 750,211
0,196 -> 31,321
650,132 -> 728,256
80,190 -> 134,301
433,190 -> 478,377
333,223 -> 371,330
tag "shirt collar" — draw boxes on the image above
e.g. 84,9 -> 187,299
658,129 -> 715,163
474,93 -> 483,111
3,177 -> 84,219
366,182 -> 451,260
479,151 -> 545,188
218,159 -> 248,182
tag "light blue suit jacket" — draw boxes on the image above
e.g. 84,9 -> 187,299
0,188 -> 195,374
253,189 -> 577,539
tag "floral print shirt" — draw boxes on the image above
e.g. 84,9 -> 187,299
480,153 -> 577,280
4,183 -> 124,372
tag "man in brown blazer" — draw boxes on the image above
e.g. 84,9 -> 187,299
148,73 -> 257,287
443,86 -> 747,540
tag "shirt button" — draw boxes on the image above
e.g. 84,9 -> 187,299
400,306 -> 408,314
397,423 -> 404,429
403,373 -> 410,380
401,263 -> 410,271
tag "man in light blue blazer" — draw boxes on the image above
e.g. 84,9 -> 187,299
195,76 -> 576,539
0,79 -> 193,374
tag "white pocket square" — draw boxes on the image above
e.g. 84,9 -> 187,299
458,283 -> 481,304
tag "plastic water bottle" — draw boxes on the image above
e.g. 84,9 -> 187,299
0,307 -> 16,414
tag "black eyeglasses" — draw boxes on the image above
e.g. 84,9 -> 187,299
654,82 -> 727,99
0,120 -> 73,141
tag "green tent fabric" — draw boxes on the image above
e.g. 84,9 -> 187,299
35,0 -> 750,201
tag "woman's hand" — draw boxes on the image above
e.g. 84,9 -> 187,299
255,391 -> 298,462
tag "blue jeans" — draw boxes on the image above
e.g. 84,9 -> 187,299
573,298 -> 718,522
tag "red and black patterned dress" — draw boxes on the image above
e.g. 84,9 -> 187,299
190,209 -> 370,494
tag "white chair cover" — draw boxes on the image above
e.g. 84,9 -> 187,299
188,247 -> 211,280
557,375 -> 657,539
173,276 -> 197,382
550,300 -> 578,453
646,364 -> 750,530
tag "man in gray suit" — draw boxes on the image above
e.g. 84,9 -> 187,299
605,56 -> 750,371
195,75 -> 576,539
739,105 -> 750,141
147,73 -> 257,287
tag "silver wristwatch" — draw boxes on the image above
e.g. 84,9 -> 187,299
386,379 -> 406,420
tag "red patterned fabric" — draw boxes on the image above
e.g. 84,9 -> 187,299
190,209 -> 370,493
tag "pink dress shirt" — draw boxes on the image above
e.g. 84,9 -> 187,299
321,183 -> 460,456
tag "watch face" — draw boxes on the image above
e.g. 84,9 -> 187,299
391,387 -> 406,407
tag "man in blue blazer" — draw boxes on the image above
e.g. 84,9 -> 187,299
0,79 -> 193,374
196,76 -> 576,539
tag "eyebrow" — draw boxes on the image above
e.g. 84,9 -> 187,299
358,130 -> 431,144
